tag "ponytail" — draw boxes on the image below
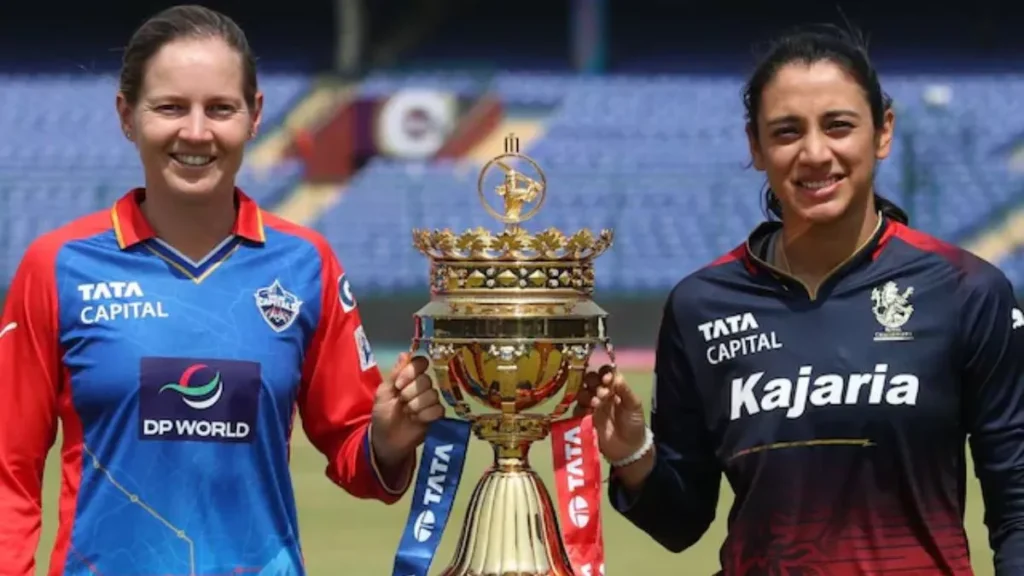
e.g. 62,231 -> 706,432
763,187 -> 909,225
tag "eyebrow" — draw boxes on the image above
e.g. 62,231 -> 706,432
766,109 -> 862,126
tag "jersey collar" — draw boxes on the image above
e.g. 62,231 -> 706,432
741,212 -> 891,298
110,188 -> 266,250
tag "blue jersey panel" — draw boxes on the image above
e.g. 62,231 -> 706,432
55,227 -> 325,575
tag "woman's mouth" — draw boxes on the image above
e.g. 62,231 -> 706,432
794,175 -> 844,199
170,154 -> 215,168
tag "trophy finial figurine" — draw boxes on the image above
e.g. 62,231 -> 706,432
476,132 -> 548,227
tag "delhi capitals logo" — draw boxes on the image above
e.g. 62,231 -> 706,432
159,363 -> 224,410
255,279 -> 303,333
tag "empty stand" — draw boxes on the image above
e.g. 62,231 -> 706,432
357,71 -> 487,98
315,72 -> 1024,293
0,73 -> 310,285
2,71 -> 1023,293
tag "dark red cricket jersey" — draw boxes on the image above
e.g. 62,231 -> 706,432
610,216 -> 1024,575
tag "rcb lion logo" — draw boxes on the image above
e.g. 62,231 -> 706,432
871,281 -> 914,342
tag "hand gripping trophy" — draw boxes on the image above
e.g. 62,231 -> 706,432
391,134 -> 614,576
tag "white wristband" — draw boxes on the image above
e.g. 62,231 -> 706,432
608,427 -> 654,468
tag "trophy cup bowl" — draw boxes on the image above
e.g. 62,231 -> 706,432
410,136 -> 614,576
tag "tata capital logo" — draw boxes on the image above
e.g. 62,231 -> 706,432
138,357 -> 261,444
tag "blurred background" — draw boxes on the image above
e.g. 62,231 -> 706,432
3,0 -> 1023,573
2,0 -> 1023,346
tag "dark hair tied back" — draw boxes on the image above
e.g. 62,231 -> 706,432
743,22 -> 908,226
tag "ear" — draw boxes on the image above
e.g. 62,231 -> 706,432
115,92 -> 135,142
875,108 -> 895,160
746,122 -> 765,171
248,91 -> 264,140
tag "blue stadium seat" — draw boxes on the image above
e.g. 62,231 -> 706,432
313,72 -> 1024,293
1001,247 -> 1024,291
4,71 -> 1024,293
356,71 -> 487,98
0,72 -> 310,285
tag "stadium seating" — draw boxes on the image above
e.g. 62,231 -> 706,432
356,70 -> 488,98
1002,247 -> 1024,291
2,70 -> 1023,293
0,73 -> 310,285
316,72 -> 1024,292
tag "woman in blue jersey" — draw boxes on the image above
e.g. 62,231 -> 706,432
579,24 -> 1024,575
0,5 -> 441,575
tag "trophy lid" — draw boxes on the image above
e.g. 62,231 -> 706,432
412,134 -> 614,297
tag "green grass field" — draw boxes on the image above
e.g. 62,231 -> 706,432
33,368 -> 996,575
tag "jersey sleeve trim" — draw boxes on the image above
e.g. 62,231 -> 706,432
881,221 -> 962,263
366,423 -> 414,495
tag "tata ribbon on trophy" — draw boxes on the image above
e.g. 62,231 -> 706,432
391,134 -> 614,576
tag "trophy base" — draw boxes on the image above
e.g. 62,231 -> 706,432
439,455 -> 574,576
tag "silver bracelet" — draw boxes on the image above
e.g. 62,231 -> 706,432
608,427 -> 654,468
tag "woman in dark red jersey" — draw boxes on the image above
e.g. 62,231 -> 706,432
579,24 -> 1024,575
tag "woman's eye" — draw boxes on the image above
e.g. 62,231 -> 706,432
209,104 -> 236,114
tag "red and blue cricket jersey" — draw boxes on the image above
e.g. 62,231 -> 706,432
0,190 -> 410,575
610,215 -> 1024,575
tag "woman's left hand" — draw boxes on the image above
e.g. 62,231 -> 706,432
370,352 -> 444,468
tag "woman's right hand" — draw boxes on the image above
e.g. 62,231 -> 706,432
575,365 -> 651,466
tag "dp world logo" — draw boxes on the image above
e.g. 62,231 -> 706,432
138,357 -> 262,444
159,363 -> 224,410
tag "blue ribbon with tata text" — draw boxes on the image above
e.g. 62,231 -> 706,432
391,417 -> 473,576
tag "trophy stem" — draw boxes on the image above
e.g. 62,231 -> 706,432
439,441 -> 574,576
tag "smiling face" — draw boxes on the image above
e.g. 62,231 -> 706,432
747,60 -> 894,225
117,36 -> 263,202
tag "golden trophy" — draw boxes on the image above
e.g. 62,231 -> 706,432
409,134 -> 614,575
